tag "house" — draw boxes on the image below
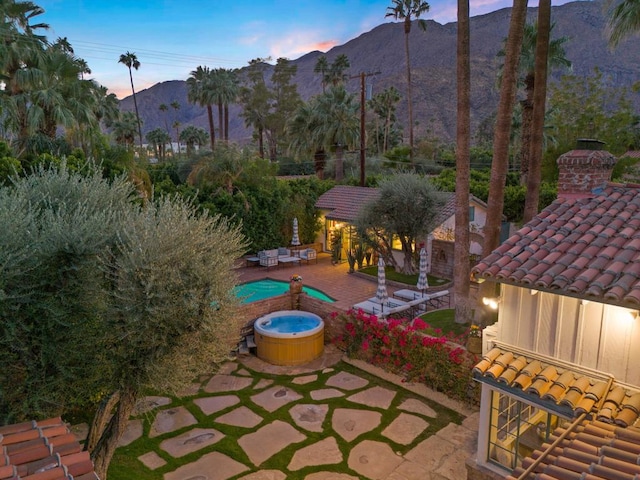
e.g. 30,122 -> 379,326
315,184 -> 488,276
0,417 -> 99,479
469,144 -> 640,479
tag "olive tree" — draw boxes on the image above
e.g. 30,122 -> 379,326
355,172 -> 446,274
0,164 -> 246,479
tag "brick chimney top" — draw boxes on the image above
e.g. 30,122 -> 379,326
556,140 -> 616,200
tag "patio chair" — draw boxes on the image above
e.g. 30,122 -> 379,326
299,248 -> 317,264
258,250 -> 278,270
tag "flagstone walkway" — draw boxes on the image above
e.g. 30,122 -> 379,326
113,345 -> 479,480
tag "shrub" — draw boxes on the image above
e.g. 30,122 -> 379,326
334,310 -> 480,404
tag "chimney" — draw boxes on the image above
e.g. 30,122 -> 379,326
556,139 -> 616,200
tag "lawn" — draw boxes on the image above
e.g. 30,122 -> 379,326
357,265 -> 449,287
419,308 -> 470,339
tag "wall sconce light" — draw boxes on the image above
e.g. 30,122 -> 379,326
482,296 -> 501,310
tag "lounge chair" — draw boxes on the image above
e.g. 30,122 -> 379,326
393,289 -> 450,309
258,249 -> 279,270
299,248 -> 317,264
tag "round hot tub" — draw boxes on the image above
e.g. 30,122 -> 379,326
253,310 -> 325,366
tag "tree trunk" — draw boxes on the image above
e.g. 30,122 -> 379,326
258,127 -> 264,159
206,104 -> 216,152
523,0 -> 551,223
85,391 -> 121,453
90,386 -> 138,480
224,104 -> 230,141
404,23 -> 414,164
519,75 -> 535,185
129,69 -> 143,150
479,0 -> 527,303
217,101 -> 224,141
335,145 -> 344,181
455,0 -> 473,325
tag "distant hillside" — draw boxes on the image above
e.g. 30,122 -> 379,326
118,0 -> 640,145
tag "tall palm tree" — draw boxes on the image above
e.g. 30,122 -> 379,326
179,125 -> 209,156
172,121 -> 181,154
313,85 -> 360,181
454,0 -> 472,325
314,56 -> 329,93
386,0 -> 430,164
499,22 -> 570,185
325,54 -> 351,86
607,0 -> 640,47
212,68 -> 239,141
118,52 -> 143,148
287,101 -> 326,179
187,65 -> 215,152
523,0 -> 551,223
159,103 -> 174,154
479,0 -> 527,303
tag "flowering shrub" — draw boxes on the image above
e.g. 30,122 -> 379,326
334,310 -> 480,404
468,324 -> 481,338
290,274 -> 303,282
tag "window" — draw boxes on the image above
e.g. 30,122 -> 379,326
487,391 -> 562,471
469,205 -> 475,222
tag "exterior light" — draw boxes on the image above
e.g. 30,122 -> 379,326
482,296 -> 501,310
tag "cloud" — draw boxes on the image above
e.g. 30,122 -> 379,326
268,30 -> 339,59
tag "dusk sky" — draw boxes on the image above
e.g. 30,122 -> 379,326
38,0 -> 572,98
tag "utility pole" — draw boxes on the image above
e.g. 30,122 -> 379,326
352,71 -> 380,187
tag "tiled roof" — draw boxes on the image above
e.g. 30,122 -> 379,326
621,150 -> 640,158
472,183 -> 640,308
507,419 -> 640,480
473,347 -> 639,425
315,185 -> 380,222
0,417 -> 98,479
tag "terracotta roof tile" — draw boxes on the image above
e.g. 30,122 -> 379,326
473,184 -> 640,308
314,185 -> 380,222
0,418 -> 97,480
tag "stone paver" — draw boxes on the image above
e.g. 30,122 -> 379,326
289,404 -> 328,432
381,413 -> 429,445
204,374 -> 253,393
160,428 -> 224,458
310,388 -> 344,400
238,420 -> 306,466
138,451 -> 167,470
388,460 -> 430,479
118,419 -> 143,446
163,451 -> 249,480
238,471 -> 286,480
176,383 -> 201,397
254,379 -> 274,390
134,396 -> 172,415
347,385 -> 396,409
292,374 -> 318,385
218,362 -> 238,375
304,474 -> 359,480
325,371 -> 369,390
288,437 -> 343,471
404,435 -> 459,477
332,408 -> 381,442
194,394 -> 240,415
398,398 -> 438,418
215,406 -> 263,428
250,386 -> 303,413
347,440 -> 404,480
149,406 -> 198,438
237,368 -> 252,376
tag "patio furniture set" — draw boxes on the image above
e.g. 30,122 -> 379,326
249,247 -> 317,270
352,289 -> 450,319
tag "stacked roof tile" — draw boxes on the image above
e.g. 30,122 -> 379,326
0,417 -> 98,480
472,183 -> 640,308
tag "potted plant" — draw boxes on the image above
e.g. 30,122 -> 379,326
466,324 -> 482,354
289,274 -> 303,294
354,244 -> 365,269
346,249 -> 356,273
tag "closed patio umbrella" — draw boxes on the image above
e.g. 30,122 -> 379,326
291,217 -> 301,246
416,247 -> 429,293
375,257 -> 388,305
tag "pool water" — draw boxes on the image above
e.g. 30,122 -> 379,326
235,279 -> 334,304
258,314 -> 321,333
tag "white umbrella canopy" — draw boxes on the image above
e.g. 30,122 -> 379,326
291,217 -> 301,246
416,247 -> 429,293
375,257 -> 389,305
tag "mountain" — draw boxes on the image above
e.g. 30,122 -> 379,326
118,0 -> 640,145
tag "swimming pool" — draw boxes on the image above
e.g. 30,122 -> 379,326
235,279 -> 335,304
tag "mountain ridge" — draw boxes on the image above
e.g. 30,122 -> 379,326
118,0 -> 640,145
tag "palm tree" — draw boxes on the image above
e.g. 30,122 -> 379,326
287,101 -> 325,179
118,52 -> 143,149
239,59 -> 270,159
112,112 -> 139,147
146,128 -> 170,161
368,86 -> 401,152
179,125 -> 209,156
523,0 -> 551,224
314,56 -> 329,93
187,66 -> 216,152
386,0 -> 430,164
479,0 -> 527,303
170,101 -> 180,152
325,54 -> 351,86
454,0 -> 472,325
212,68 -> 239,141
607,0 -> 640,47
499,22 -> 570,185
313,85 -> 360,181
